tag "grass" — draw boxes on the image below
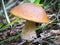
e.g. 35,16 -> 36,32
0,33 -> 21,44
0,18 -> 20,31
0,0 -> 58,44
0,17 -> 56,44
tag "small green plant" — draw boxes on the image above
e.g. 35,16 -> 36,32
58,1 -> 60,9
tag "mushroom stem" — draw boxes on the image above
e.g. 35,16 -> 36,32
21,20 -> 37,41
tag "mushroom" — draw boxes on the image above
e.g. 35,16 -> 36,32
10,3 -> 49,41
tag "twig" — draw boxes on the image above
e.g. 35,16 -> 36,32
50,30 -> 60,34
56,10 -> 60,22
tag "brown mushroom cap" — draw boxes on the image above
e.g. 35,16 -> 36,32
10,3 -> 49,23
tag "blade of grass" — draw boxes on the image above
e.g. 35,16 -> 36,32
34,0 -> 40,5
0,23 -> 3,28
43,0 -> 47,6
0,33 -> 21,44
44,0 -> 54,8
0,18 -> 20,31
30,0 -> 35,3
36,18 -> 56,30
2,0 -> 11,25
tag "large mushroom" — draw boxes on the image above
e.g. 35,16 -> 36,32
10,3 -> 49,41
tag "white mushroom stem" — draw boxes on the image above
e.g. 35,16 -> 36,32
21,20 -> 37,41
